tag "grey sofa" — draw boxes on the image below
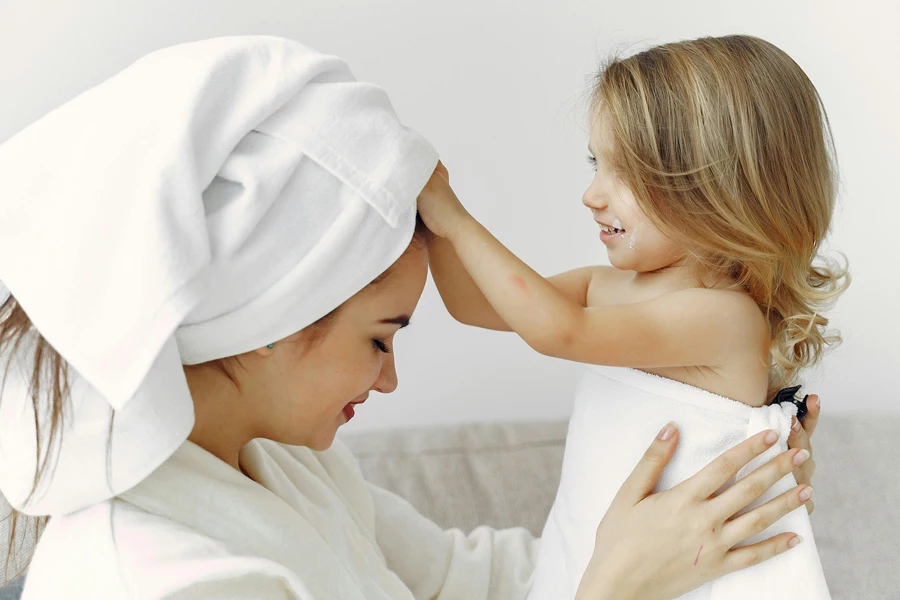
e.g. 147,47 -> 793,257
2,415 -> 898,598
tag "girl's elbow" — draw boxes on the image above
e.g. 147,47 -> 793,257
525,326 -> 575,359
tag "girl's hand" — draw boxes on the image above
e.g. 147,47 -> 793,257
576,424 -> 812,600
787,393 -> 820,513
416,162 -> 471,239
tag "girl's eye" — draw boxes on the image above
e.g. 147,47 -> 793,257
586,155 -> 597,171
372,339 -> 391,354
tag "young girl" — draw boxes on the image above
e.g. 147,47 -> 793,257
417,35 -> 848,600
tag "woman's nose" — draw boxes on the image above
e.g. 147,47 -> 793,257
372,354 -> 398,394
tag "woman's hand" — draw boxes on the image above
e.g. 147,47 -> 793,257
576,424 -> 813,600
788,393 -> 820,514
416,162 -> 472,240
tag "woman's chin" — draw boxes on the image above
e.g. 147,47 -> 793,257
307,425 -> 340,451
263,425 -> 336,452
307,438 -> 336,452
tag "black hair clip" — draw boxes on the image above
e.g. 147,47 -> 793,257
773,385 -> 809,421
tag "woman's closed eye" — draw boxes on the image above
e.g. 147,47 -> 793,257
372,315 -> 410,354
586,155 -> 598,171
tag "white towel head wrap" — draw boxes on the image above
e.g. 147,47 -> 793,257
0,36 -> 438,516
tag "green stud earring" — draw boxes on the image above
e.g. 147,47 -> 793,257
266,343 -> 274,349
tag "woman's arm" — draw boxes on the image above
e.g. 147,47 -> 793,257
369,482 -> 538,600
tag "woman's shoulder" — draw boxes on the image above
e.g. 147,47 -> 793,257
25,499 -> 302,600
23,501 -> 226,599
23,502 -> 126,598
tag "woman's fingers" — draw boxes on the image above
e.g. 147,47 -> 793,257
787,396 -> 816,457
787,394 -> 819,513
722,532 -> 803,574
616,422 -> 680,504
712,447 -> 809,519
787,416 -> 811,454
802,394 -> 820,438
787,418 -> 816,493
722,484 -> 811,547
681,430 -> 780,500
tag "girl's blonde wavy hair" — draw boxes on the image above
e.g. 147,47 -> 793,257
593,35 -> 849,398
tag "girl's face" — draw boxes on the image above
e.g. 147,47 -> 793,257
190,244 -> 429,454
583,114 -> 685,273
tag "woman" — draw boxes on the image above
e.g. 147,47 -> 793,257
0,36 -> 818,599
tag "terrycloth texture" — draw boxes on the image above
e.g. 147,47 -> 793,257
19,439 -> 538,600
0,36 -> 438,517
528,366 -> 830,600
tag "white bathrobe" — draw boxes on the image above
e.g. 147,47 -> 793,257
21,438 -> 538,600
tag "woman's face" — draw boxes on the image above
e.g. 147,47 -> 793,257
198,243 -> 429,453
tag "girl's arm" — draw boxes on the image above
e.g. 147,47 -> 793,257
429,235 -> 599,331
417,167 -> 762,369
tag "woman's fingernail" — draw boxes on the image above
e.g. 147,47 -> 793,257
793,449 -> 811,466
812,396 -> 820,410
792,418 -> 801,432
799,487 -> 814,502
788,535 -> 803,548
658,422 -> 676,441
764,430 -> 779,445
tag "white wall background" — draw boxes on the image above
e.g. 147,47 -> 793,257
1,0 -> 897,432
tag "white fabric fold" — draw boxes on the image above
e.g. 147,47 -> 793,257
0,35 -> 438,516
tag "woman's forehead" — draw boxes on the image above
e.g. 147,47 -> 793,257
348,249 -> 428,318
